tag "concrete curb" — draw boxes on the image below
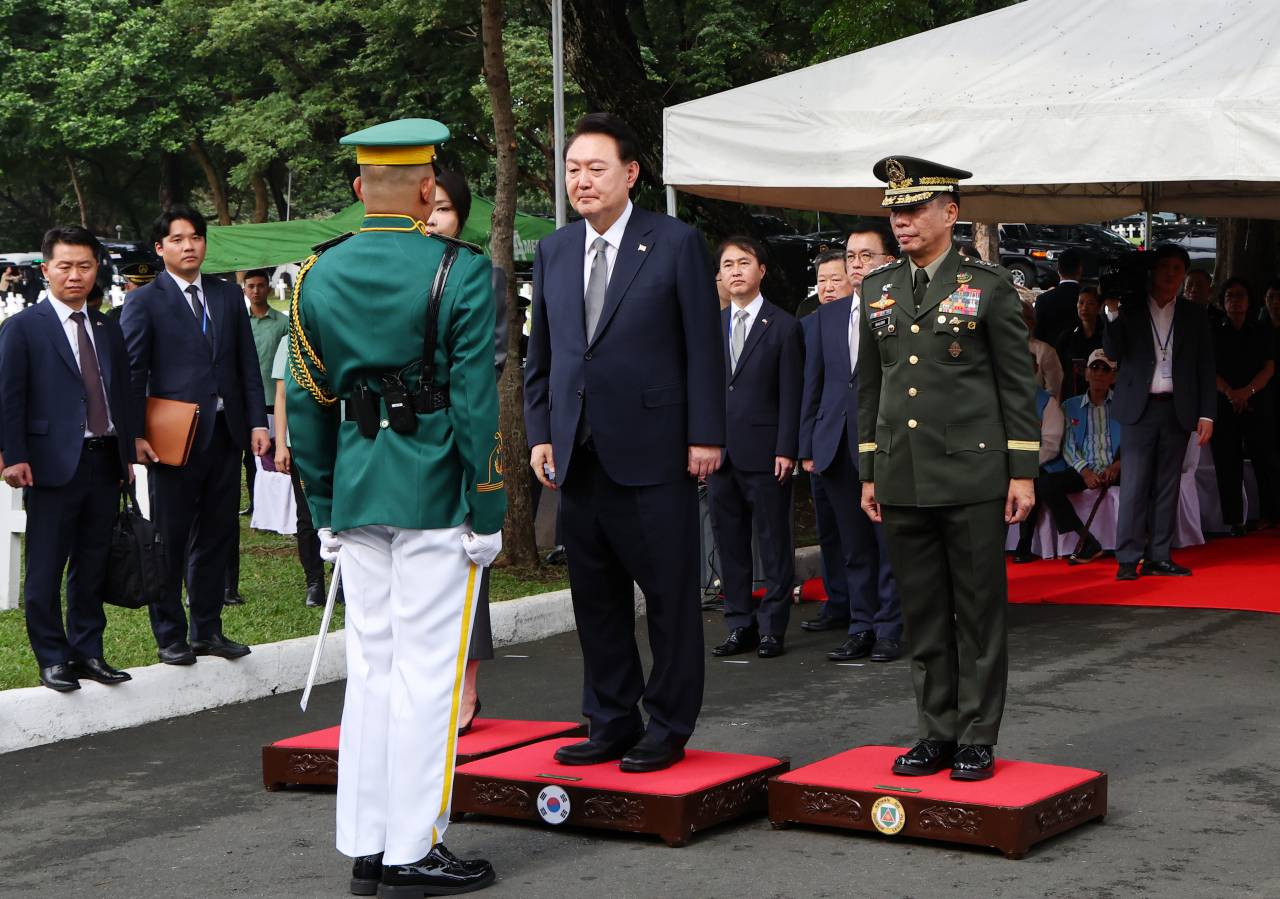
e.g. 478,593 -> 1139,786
0,584 -> 646,755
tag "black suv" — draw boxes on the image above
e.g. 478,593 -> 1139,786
955,222 -> 1136,288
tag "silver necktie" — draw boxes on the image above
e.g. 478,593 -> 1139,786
731,309 -> 748,372
585,236 -> 608,341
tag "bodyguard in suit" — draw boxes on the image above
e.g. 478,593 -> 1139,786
524,113 -> 724,773
122,205 -> 269,665
707,237 -> 803,659
1032,249 -> 1083,347
0,227 -> 136,691
799,222 -> 904,663
1103,243 -> 1215,580
858,158 -> 1040,781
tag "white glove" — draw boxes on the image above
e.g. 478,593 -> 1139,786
318,527 -> 341,563
460,531 -> 502,568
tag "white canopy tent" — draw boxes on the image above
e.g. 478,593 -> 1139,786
662,0 -> 1280,224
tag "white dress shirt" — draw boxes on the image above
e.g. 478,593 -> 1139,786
583,200 -> 634,292
48,295 -> 115,437
848,291 -> 861,373
1147,294 -> 1175,394
728,293 -> 764,349
167,270 -> 224,412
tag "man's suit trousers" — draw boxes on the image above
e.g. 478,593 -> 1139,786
335,522 -> 480,864
822,439 -> 902,640
880,497 -> 1008,745
560,446 -> 703,747
708,458 -> 794,636
809,471 -> 851,619
23,442 -> 121,667
1211,407 -> 1280,525
148,413 -> 241,646
1116,397 -> 1187,565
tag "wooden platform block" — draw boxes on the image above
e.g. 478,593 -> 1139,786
262,720 -> 589,791
768,745 -> 1106,859
452,738 -> 789,847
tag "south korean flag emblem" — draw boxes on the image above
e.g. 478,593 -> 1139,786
537,785 -> 571,825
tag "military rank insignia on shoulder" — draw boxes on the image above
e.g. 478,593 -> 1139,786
869,258 -> 904,276
961,257 -> 1000,269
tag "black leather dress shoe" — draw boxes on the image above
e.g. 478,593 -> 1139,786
801,614 -> 850,632
239,506 -> 253,517
553,727 -> 644,766
870,638 -> 901,662
1141,559 -> 1192,577
191,633 -> 252,659
223,589 -> 245,606
39,664 -> 80,692
711,626 -> 760,656
69,657 -> 131,685
377,844 -> 494,896
950,744 -> 995,781
1068,533 -> 1105,566
1115,562 -> 1140,581
757,635 -> 784,658
350,853 -> 383,896
305,583 -> 325,608
1229,523 -> 1246,538
620,732 -> 685,773
891,739 -> 958,776
1011,547 -> 1039,564
826,630 -> 875,661
158,642 -> 197,665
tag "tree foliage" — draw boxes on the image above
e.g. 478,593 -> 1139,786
813,0 -> 1023,60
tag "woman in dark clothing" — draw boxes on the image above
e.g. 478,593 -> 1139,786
1055,283 -> 1104,399
425,163 -> 509,732
1211,277 -> 1279,535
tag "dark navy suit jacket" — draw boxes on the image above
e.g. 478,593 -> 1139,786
1033,280 -> 1081,346
121,272 -> 268,452
799,295 -> 860,474
721,298 -> 804,472
1103,297 -> 1216,432
524,206 -> 725,486
0,301 -> 135,485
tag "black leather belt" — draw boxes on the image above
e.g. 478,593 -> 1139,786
84,436 -> 117,452
1150,393 -> 1175,403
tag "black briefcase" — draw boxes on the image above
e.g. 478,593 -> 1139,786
105,485 -> 167,609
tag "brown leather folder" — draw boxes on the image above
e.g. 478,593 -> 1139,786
145,397 -> 200,466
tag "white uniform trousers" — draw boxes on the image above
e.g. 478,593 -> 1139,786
335,522 -> 481,864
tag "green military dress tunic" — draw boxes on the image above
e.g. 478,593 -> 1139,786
857,246 -> 1040,745
286,215 -> 507,537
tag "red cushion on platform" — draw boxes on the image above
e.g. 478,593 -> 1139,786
778,746 -> 1098,806
457,738 -> 782,795
272,720 -> 582,755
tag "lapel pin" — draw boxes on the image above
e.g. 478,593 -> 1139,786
761,318 -> 768,324
638,243 -> 647,252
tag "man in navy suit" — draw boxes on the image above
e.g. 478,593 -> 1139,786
1104,243 -> 1215,580
122,205 -> 269,664
0,227 -> 136,691
707,237 -> 804,659
799,221 -> 904,663
1033,248 -> 1083,347
524,113 -> 724,773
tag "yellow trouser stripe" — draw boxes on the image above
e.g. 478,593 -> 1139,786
1007,440 -> 1040,452
434,561 -> 478,846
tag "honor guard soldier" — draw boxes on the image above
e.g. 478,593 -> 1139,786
287,118 -> 506,896
104,262 -> 158,319
857,157 -> 1039,782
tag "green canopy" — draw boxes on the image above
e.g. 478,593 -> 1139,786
201,198 -> 555,273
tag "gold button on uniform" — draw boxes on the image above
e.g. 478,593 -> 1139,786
937,315 -> 946,324
909,355 -> 919,364
910,324 -> 920,333
909,388 -> 918,396
979,442 -> 986,448
908,419 -> 918,428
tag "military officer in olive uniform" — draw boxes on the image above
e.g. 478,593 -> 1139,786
857,157 -> 1039,782
288,119 -> 505,895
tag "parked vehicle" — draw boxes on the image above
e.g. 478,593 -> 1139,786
955,222 -> 1136,288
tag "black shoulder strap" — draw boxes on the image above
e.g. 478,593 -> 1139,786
311,231 -> 355,254
429,232 -> 483,255
421,245 -> 460,386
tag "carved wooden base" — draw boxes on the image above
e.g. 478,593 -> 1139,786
262,721 -> 589,792
452,739 -> 790,847
768,746 -> 1106,859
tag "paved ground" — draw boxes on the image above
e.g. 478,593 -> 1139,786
3,601 -> 1278,899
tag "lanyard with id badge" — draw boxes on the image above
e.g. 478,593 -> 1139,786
1152,314 -> 1174,381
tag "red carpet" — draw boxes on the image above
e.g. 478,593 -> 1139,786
1007,530 -> 1280,614
272,719 -> 585,757
777,745 -> 1098,806
457,737 -> 783,794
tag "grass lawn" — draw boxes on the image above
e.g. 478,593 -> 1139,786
0,482 -> 569,692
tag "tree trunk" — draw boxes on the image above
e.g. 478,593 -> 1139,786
972,223 -> 999,264
189,138 -> 232,226
1216,218 -> 1279,308
66,154 -> 88,228
560,0 -> 797,307
267,159 -> 290,221
158,149 -> 184,210
481,0 -> 538,566
251,170 -> 270,223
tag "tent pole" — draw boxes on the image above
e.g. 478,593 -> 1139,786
552,0 -> 566,229
666,186 -> 677,219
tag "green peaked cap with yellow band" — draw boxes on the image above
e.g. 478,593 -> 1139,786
873,156 -> 972,209
340,118 -> 451,166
